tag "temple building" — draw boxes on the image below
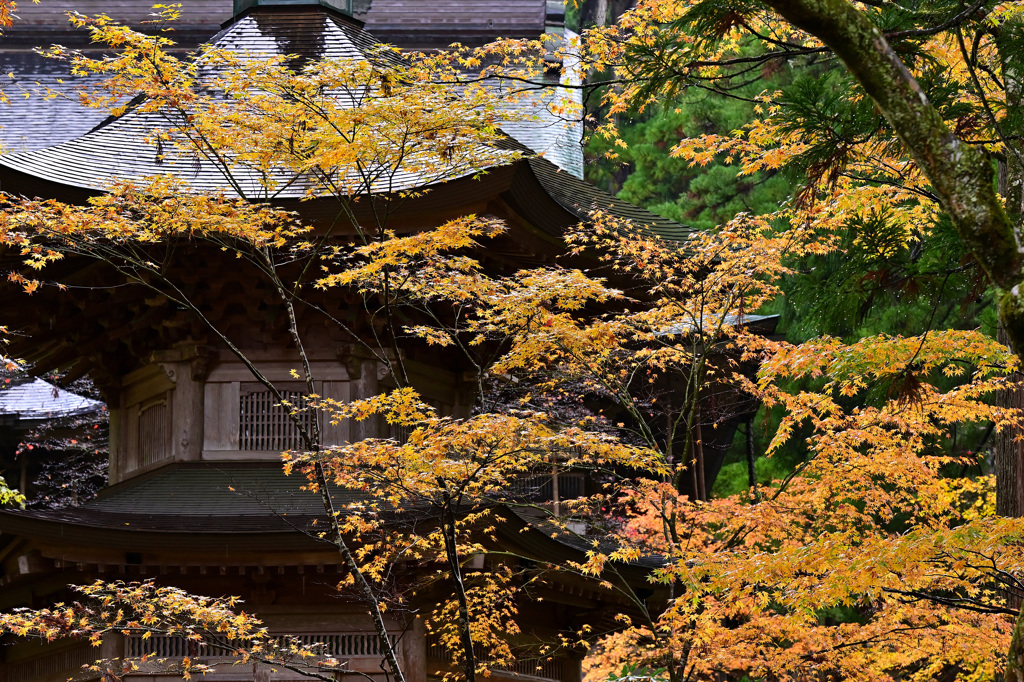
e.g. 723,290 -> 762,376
0,1 -> 767,680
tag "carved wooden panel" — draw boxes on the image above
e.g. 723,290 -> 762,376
203,381 -> 241,451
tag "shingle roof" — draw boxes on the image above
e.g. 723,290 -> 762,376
0,462 -> 662,576
0,6 -> 691,240
91,463 -> 359,517
3,463 -> 365,533
0,8 -> 490,196
2,0 -> 548,49
0,374 -> 104,421
527,157 -> 694,241
498,76 -> 583,179
657,314 -> 781,336
0,53 -> 111,154
356,0 -> 546,46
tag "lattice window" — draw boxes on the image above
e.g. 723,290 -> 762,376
0,643 -> 94,682
497,658 -> 564,682
138,396 -> 169,467
508,472 -> 585,502
239,389 -> 315,451
280,633 -> 401,657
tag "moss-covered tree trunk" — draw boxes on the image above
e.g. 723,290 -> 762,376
997,325 -> 1024,516
997,20 -> 1024,674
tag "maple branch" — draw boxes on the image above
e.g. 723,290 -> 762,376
884,0 -> 990,41
957,546 -> 1024,593
837,172 -> 939,202
881,586 -> 1018,616
955,24 -> 1024,170
798,625 -> 933,658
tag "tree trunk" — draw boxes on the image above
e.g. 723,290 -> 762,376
996,279 -> 1024,518
580,0 -> 609,27
745,415 -> 757,493
994,21 -> 1024,672
1008,609 -> 1024,682
608,0 -> 634,23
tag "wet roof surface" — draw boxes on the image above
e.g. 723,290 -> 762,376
5,463 -> 362,533
0,374 -> 104,420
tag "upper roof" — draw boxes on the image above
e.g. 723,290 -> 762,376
0,6 -> 581,194
0,3 -> 684,243
357,0 -> 547,48
0,8 -> 453,197
0,52 -> 112,154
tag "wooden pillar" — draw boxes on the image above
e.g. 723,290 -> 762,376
321,380 -> 352,446
108,407 -> 122,484
170,362 -> 203,461
403,616 -> 427,682
203,381 -> 240,451
348,358 -> 381,442
153,344 -> 212,462
100,631 -> 125,672
562,655 -> 583,682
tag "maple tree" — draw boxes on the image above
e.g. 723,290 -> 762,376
0,3 -> 1023,682
579,0 -> 1024,678
439,0 -> 1024,678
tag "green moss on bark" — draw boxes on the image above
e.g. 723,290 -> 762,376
765,0 -> 1021,290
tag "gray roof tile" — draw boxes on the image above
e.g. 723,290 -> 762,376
0,375 -> 104,420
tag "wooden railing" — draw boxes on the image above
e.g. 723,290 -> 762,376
125,631 -> 401,659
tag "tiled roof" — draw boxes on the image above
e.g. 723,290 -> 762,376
0,53 -> 111,154
0,9 -> 482,196
0,375 -> 104,420
527,157 -> 694,241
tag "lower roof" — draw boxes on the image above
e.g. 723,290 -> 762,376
0,461 -> 659,578
7,462 -> 357,533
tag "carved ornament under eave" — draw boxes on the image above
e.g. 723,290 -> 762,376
150,343 -> 215,384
